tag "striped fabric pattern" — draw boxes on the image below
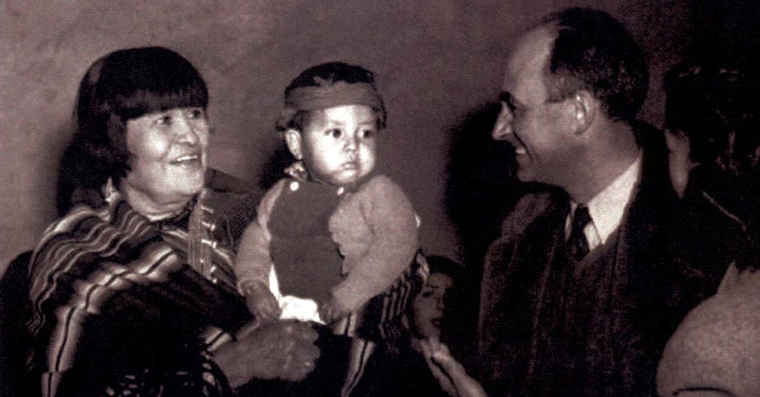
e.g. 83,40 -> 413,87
26,186 -> 248,397
28,199 -> 156,336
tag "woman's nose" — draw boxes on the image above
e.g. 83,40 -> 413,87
492,105 -> 514,141
175,115 -> 200,145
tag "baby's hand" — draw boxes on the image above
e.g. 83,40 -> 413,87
242,281 -> 281,323
318,297 -> 349,324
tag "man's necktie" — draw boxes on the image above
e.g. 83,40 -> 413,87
567,204 -> 592,261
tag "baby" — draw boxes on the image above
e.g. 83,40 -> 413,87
235,62 -> 421,340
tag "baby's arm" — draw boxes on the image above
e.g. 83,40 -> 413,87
236,181 -> 286,322
328,176 -> 419,317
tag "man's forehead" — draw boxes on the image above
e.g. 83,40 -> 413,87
502,25 -> 555,97
508,27 -> 553,75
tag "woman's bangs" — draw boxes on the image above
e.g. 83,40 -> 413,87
116,80 -> 207,119
116,65 -> 208,119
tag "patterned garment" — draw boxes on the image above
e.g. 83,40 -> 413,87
26,181 -> 253,397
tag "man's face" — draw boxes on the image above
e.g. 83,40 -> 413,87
492,26 -> 580,186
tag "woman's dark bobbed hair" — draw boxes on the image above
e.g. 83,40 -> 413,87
60,47 -> 208,211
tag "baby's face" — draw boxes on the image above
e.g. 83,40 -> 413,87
299,104 -> 378,186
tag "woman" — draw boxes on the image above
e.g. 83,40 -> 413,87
24,46 -> 319,397
352,255 -> 485,397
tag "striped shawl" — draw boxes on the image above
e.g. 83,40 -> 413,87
26,183 -> 253,397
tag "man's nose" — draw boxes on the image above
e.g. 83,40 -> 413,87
492,104 -> 513,141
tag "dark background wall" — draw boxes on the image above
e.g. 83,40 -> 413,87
0,0 -> 705,274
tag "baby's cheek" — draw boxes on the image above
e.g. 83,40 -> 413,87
360,148 -> 377,171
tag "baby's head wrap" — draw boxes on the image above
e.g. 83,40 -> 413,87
276,62 -> 386,132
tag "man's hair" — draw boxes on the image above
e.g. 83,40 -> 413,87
70,46 -> 208,186
58,47 -> 207,213
541,7 -> 649,122
277,61 -> 386,132
664,58 -> 759,170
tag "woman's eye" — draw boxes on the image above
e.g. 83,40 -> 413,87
327,129 -> 342,138
188,108 -> 204,119
155,115 -> 172,126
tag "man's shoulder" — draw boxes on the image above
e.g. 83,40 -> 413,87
498,186 -> 567,238
622,121 -> 679,228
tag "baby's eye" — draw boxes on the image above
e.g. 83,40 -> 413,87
359,128 -> 375,139
326,128 -> 342,138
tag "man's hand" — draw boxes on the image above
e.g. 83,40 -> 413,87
214,320 -> 320,387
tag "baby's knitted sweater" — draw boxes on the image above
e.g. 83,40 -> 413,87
235,174 -> 419,317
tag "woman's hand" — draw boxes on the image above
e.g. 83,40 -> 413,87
318,296 -> 349,324
243,281 -> 281,323
213,320 -> 320,387
420,338 -> 487,397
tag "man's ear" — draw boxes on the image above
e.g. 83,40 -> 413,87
284,129 -> 303,160
569,90 -> 597,135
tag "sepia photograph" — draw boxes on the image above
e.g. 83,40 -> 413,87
1,1 -> 759,396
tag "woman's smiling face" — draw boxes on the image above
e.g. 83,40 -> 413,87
122,106 -> 210,210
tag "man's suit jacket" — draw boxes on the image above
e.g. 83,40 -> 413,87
477,126 -> 732,397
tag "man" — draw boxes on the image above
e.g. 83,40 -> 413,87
478,7 -> 705,397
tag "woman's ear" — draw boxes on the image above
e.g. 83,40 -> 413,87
569,90 -> 596,135
284,129 -> 303,160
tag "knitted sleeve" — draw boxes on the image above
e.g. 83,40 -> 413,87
331,175 -> 418,312
234,180 -> 286,293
